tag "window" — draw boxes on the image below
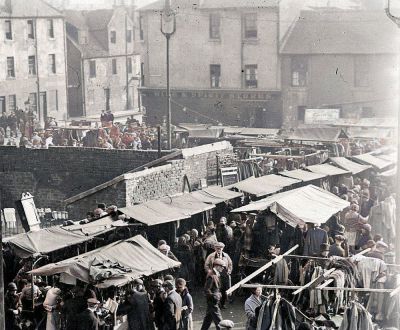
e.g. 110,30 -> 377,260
126,30 -> 132,42
112,58 -> 117,74
297,106 -> 306,122
89,60 -> 96,78
291,56 -> 308,87
5,20 -> 12,40
245,64 -> 257,88
127,57 -> 132,74
104,88 -> 110,111
354,56 -> 369,87
49,90 -> 58,111
28,55 -> 36,75
47,19 -> 54,38
110,30 -> 116,44
140,62 -> 145,86
243,13 -> 257,39
139,16 -> 144,40
210,64 -> 221,88
6,57 -> 15,77
48,54 -> 56,74
29,92 -> 37,112
8,95 -> 16,112
27,20 -> 34,39
0,97 -> 5,113
209,13 -> 220,39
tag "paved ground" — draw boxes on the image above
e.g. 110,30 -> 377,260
191,289 -> 247,329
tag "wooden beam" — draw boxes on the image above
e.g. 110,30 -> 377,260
292,268 -> 336,295
242,284 -> 396,293
226,244 -> 299,295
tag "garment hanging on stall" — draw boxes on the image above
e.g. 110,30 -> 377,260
338,301 -> 374,330
256,295 -> 296,330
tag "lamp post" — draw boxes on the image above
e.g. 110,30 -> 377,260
384,0 -> 400,263
160,0 -> 176,150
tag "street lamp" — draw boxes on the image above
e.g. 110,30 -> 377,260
160,0 -> 176,150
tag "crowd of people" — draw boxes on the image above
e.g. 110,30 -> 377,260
0,109 -> 169,150
3,158 -> 399,329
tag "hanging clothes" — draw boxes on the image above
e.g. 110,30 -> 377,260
339,301 -> 374,330
256,296 -> 296,330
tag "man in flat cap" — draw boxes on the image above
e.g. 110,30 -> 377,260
204,242 -> 233,309
162,280 -> 182,330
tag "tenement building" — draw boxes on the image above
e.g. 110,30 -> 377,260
280,9 -> 399,128
0,0 -> 68,124
138,0 -> 282,128
65,6 -> 141,120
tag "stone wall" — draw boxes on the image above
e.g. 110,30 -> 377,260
0,146 -> 171,209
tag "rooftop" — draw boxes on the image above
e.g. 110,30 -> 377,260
0,0 -> 62,17
281,9 -> 399,54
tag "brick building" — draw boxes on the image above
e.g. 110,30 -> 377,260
65,6 -> 141,120
138,0 -> 282,128
280,9 -> 399,128
0,0 -> 68,124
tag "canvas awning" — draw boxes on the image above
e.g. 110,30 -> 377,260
329,157 -> 372,175
4,227 -> 96,258
231,185 -> 349,227
120,194 -> 214,226
379,167 -> 397,177
62,216 -> 123,236
307,163 -> 350,176
29,235 -> 181,288
190,186 -> 242,204
228,174 -> 301,197
352,153 -> 394,170
286,127 -> 349,142
279,169 -> 327,182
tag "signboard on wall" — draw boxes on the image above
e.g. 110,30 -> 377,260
15,192 -> 41,232
220,167 -> 239,187
304,109 -> 340,124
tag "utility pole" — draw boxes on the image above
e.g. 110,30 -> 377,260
0,190 -> 5,330
384,0 -> 400,263
160,0 -> 176,150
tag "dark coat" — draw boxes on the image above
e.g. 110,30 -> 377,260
163,290 -> 182,330
125,291 -> 153,330
303,227 -> 328,256
76,309 -> 99,330
329,244 -> 345,257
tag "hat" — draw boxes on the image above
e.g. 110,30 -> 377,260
229,221 -> 237,228
376,241 -> 388,249
214,242 -> 225,249
158,240 -> 167,247
362,224 -> 372,232
335,225 -> 345,235
87,298 -> 100,305
162,280 -> 174,290
133,278 -> 143,286
164,274 -> 174,281
7,282 -> 17,291
320,243 -> 330,252
219,320 -> 235,329
335,235 -> 345,241
213,258 -> 226,267
151,279 -> 163,286
366,240 -> 376,248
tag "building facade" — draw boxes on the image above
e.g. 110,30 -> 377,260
138,0 -> 282,128
65,6 -> 141,119
280,9 -> 399,128
0,0 -> 68,124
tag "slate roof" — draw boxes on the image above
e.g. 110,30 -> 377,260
140,0 -> 277,11
65,9 -> 115,58
0,0 -> 62,17
281,9 -> 399,54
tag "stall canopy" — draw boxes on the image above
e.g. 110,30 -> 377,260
190,186 -> 242,204
286,127 -> 349,142
279,169 -> 327,182
329,157 -> 371,175
4,227 -> 96,258
379,167 -> 397,177
352,153 -> 394,170
29,235 -> 181,288
120,193 -> 215,226
307,163 -> 350,176
62,216 -> 124,236
231,185 -> 350,227
228,174 -> 301,197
